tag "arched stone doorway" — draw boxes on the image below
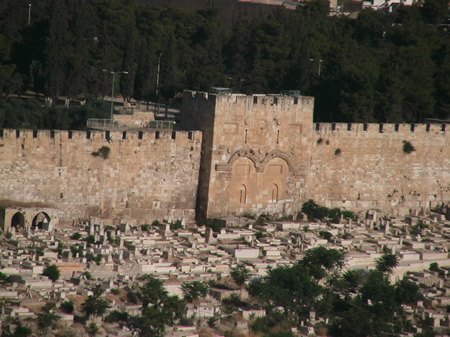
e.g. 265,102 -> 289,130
31,212 -> 51,231
11,212 -> 25,231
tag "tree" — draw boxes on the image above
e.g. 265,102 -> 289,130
37,302 -> 61,336
395,279 -> 421,306
360,270 -> 398,321
429,262 -> 439,272
375,254 -> 399,274
42,265 -> 60,282
249,263 -> 322,318
86,322 -> 99,337
230,263 -> 250,289
11,322 -> 32,337
300,246 -> 346,280
301,199 -> 328,221
130,275 -> 186,337
82,285 -> 110,319
181,281 -> 209,302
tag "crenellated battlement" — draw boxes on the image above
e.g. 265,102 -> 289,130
0,128 -> 200,144
0,127 -> 203,225
1,91 -> 450,224
314,122 -> 447,136
183,90 -> 314,115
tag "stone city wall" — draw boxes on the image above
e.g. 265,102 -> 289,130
309,122 -> 450,215
0,128 -> 202,225
183,91 -> 450,219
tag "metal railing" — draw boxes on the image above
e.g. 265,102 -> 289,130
87,119 -> 117,130
148,120 -> 175,129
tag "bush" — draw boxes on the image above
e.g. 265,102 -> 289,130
302,199 -> 328,221
429,262 -> 439,272
91,146 -> 111,159
319,231 -> 333,241
60,301 -> 74,314
111,288 -> 121,295
0,271 -> 11,283
334,148 -> 341,156
141,224 -> 151,232
170,220 -> 183,230
198,218 -> 223,233
42,265 -> 60,282
403,141 -> 415,154
85,235 -> 96,245
104,310 -> 128,323
255,231 -> 266,240
83,271 -> 93,280
70,232 -> 82,240
302,199 -> 358,222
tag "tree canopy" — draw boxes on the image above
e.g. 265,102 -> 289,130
248,247 -> 424,336
0,1 -> 448,128
130,275 -> 186,337
42,264 -> 60,282
181,280 -> 209,302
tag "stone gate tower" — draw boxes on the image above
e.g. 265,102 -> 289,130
182,90 -> 314,219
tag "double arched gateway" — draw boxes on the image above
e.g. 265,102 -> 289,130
214,149 -> 306,216
0,207 -> 56,232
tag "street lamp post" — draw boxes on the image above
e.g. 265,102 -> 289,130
309,59 -> 323,77
109,71 -> 128,121
28,4 -> 32,25
155,53 -> 162,115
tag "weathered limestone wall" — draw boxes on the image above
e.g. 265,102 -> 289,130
309,123 -> 450,215
182,91 -> 314,218
0,129 -> 202,225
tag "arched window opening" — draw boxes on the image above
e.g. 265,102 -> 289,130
31,212 -> 51,231
239,185 -> 247,204
271,184 -> 279,202
11,212 -> 25,231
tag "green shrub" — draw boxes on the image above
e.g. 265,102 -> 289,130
42,265 -> 60,282
255,231 -> 266,240
83,271 -> 93,280
141,224 -> 151,232
198,218 -> 223,233
85,235 -> 95,244
335,148 -> 342,155
104,310 -> 128,323
70,232 -> 82,240
403,141 -> 415,154
60,301 -> 74,314
429,262 -> 439,272
319,231 -> 333,241
91,146 -> 111,159
170,220 -> 183,230
111,288 -> 121,295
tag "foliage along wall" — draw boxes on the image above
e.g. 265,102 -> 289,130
0,0 -> 449,126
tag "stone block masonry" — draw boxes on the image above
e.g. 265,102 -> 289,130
182,91 -> 450,219
1,91 -> 450,224
309,123 -> 450,215
0,128 -> 202,225
182,91 -> 314,218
